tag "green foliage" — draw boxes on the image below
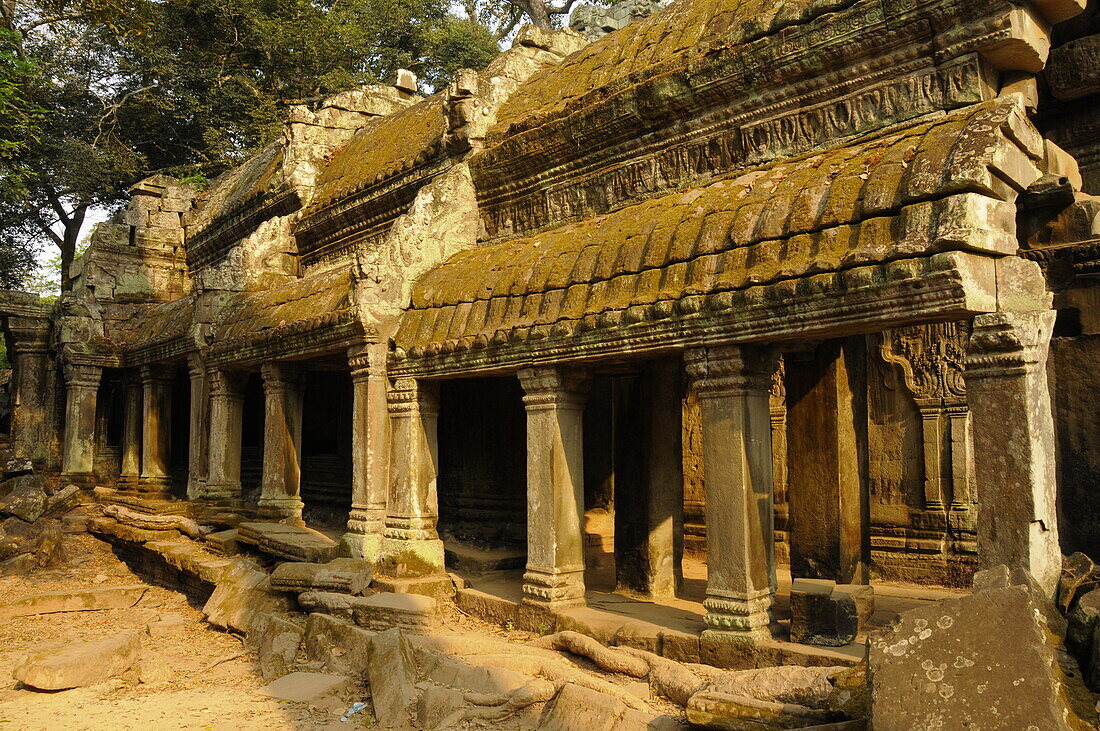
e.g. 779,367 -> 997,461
1,0 -> 504,291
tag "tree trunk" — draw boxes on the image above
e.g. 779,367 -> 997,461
59,205 -> 86,293
512,0 -> 554,29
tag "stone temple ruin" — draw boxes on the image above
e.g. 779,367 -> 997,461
5,0 -> 1100,726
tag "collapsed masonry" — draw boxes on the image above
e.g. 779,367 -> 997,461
4,0 -> 1100,725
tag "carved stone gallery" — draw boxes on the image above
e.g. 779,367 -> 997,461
5,0 -> 1100,726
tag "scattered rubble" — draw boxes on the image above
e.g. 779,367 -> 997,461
14,631 -> 142,690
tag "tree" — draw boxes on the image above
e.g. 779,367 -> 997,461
1,0 -> 500,292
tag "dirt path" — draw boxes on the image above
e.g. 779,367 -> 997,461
0,534 -> 368,730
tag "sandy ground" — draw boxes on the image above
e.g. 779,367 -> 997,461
0,534 -> 369,731
0,533 -> 682,731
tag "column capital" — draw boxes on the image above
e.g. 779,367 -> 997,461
518,366 -> 591,408
348,344 -> 386,381
387,377 -> 439,416
208,369 -> 247,398
186,353 -> 206,379
6,317 -> 50,351
140,363 -> 176,385
685,344 -> 778,396
64,363 -> 102,389
966,311 -> 1056,379
260,362 -> 306,392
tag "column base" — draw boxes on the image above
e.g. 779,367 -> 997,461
341,531 -> 384,562
60,472 -> 95,490
186,477 -> 206,501
202,482 -> 243,502
257,496 -> 305,523
379,537 -> 446,577
703,593 -> 774,642
521,566 -> 586,609
116,474 -> 140,492
138,475 -> 172,496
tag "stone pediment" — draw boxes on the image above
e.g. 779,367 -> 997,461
392,97 -> 1042,375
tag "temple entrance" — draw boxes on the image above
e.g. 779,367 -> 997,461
240,372 -> 264,504
582,357 -> 690,602
436,377 -> 527,574
94,370 -> 125,488
169,365 -> 191,498
300,369 -> 353,530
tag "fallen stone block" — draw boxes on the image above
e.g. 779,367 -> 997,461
0,585 -> 147,620
371,574 -> 455,600
249,612 -> 305,680
257,671 -> 350,702
14,631 -> 141,690
789,579 -> 873,647
695,665 -> 851,713
973,563 -> 1068,638
416,685 -> 466,731
366,628 -> 418,726
0,476 -> 48,523
0,552 -> 35,576
539,682 -> 630,731
202,559 -> 292,634
236,522 -> 338,562
298,590 -> 437,632
4,458 -> 33,478
203,529 -> 239,555
869,581 -> 1097,728
270,557 -> 372,595
303,612 -> 376,678
1060,552 -> 1099,614
45,485 -> 81,516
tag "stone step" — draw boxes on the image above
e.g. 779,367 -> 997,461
297,590 -> 438,632
270,558 -> 373,595
236,521 -> 339,562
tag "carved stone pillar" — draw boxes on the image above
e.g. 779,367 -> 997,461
786,338 -> 869,584
613,360 -> 683,600
381,377 -> 444,574
258,363 -> 306,522
118,373 -> 142,491
964,310 -> 1060,595
186,354 -> 209,500
205,369 -> 246,501
60,363 -> 102,489
686,345 -> 778,643
6,318 -> 51,467
344,344 -> 390,560
518,367 -> 590,609
139,364 -> 174,495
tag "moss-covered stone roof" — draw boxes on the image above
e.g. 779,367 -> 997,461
215,265 -> 354,343
186,142 -> 285,236
126,297 -> 196,349
396,98 -> 1041,355
489,0 -> 856,138
308,96 -> 445,213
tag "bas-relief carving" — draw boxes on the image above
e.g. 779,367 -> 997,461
876,321 -> 974,515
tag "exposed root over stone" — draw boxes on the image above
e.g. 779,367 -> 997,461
102,505 -> 210,539
529,629 -> 650,677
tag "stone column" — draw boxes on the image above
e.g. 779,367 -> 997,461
785,338 -> 869,584
139,364 -> 174,495
613,359 -> 683,599
186,354 -> 209,500
686,345 -> 778,643
345,344 -> 390,560
205,369 -> 246,502
6,318 -> 51,467
258,363 -> 306,522
964,310 -> 1061,595
60,363 -> 102,489
117,373 -> 143,491
381,377 -> 444,573
518,367 -> 590,609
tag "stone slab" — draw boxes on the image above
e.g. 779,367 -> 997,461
454,587 -> 518,627
257,671 -> 350,702
789,579 -> 874,647
202,559 -> 292,634
303,612 -> 376,678
270,557 -> 372,595
539,682 -> 629,731
687,690 -> 838,729
204,529 -> 239,556
0,585 -> 147,620
366,628 -> 418,726
869,583 -> 1096,728
236,521 -> 339,562
249,612 -> 305,680
297,590 -> 438,633
14,631 -> 141,690
371,574 -> 454,600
